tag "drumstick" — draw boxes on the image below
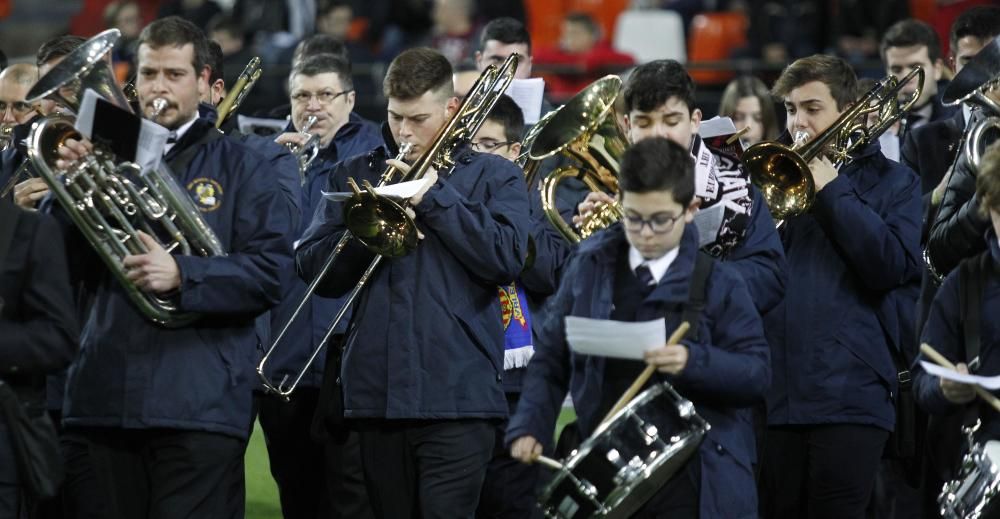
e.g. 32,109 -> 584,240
533,455 -> 564,470
921,343 -> 1000,413
599,321 -> 692,426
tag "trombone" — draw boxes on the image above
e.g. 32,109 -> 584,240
257,54 -> 521,397
742,66 -> 925,221
215,56 -> 262,129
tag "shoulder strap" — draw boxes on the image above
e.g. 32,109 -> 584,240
680,252 -> 714,342
960,252 -> 987,372
167,127 -> 225,175
0,202 -> 20,272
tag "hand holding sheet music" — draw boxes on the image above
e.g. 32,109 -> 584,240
565,316 -> 667,360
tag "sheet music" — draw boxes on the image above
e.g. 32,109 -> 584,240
237,114 -> 287,136
322,178 -> 431,203
565,316 -> 666,360
74,89 -> 99,139
507,78 -> 546,124
136,120 -> 168,172
692,203 -> 725,248
698,116 -> 738,139
920,361 -> 1000,390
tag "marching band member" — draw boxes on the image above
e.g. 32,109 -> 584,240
0,198 -> 77,517
0,64 -> 38,207
758,54 -> 922,518
295,47 -> 530,518
913,141 -> 1000,474
469,94 -> 571,518
578,59 -> 786,315
878,19 -> 955,162
262,52 -> 381,519
927,20 -> 1000,279
507,137 -> 770,518
53,17 -> 295,519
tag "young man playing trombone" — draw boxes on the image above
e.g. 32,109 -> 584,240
295,48 -> 531,518
757,54 -> 922,518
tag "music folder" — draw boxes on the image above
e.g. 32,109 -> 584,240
75,89 -> 169,172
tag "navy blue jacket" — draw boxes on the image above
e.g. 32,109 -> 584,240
506,224 -> 770,518
766,143 -> 922,431
725,187 -> 786,316
296,142 -> 531,419
61,120 -> 296,439
263,113 -> 381,389
914,234 -> 1000,440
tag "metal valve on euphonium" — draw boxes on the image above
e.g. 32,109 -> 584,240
742,66 -> 925,221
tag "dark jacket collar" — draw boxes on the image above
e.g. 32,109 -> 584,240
578,222 -> 701,304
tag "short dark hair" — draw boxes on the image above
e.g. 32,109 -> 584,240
565,12 -> 599,37
206,39 -> 224,84
36,35 -> 86,67
207,14 -> 245,43
623,59 -> 695,114
290,53 -> 353,91
137,16 -> 211,76
383,47 -> 453,101
772,54 -> 857,111
293,34 -> 349,66
479,17 -> 531,54
318,0 -> 351,17
619,137 -> 695,206
485,94 -> 524,143
950,6 -> 1000,56
881,19 -> 942,62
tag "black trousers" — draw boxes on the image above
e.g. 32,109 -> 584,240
83,428 -> 246,519
476,394 -> 540,519
357,419 -> 495,519
759,424 -> 889,519
257,388 -> 372,519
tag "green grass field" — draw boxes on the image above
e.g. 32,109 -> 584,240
243,408 -> 577,518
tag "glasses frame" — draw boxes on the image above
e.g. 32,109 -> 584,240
290,89 -> 354,105
622,211 -> 684,234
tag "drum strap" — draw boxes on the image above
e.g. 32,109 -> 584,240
959,251 -> 991,373
680,252 -> 714,343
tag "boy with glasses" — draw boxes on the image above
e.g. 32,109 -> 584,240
507,137 -> 770,518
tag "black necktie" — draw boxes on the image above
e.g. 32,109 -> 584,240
635,264 -> 656,296
166,131 -> 178,144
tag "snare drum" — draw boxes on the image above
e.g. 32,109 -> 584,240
538,382 -> 709,518
940,440 -> 1000,519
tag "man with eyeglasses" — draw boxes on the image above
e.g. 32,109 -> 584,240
507,137 -> 770,518
263,51 -> 381,519
0,64 -> 40,208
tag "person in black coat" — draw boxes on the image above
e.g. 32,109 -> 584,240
0,199 -> 77,516
925,9 -> 1000,280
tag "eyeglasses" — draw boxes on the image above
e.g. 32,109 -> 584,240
0,101 -> 35,115
622,212 -> 684,234
471,139 -> 514,152
291,89 -> 353,105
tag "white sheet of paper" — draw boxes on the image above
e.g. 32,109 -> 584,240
136,119 -> 168,172
692,203 -> 725,248
237,114 -> 287,136
920,361 -> 1000,390
507,78 -> 546,124
698,116 -> 738,139
322,178 -> 430,203
74,89 -> 99,138
565,316 -> 666,360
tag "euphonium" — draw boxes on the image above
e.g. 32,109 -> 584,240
0,125 -> 12,151
258,54 -> 521,398
528,75 -> 628,243
24,28 -> 226,327
743,66 -> 925,221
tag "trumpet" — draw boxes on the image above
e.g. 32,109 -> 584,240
258,54 -> 521,398
743,66 -> 925,221
0,125 -> 12,151
282,114 -> 321,179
